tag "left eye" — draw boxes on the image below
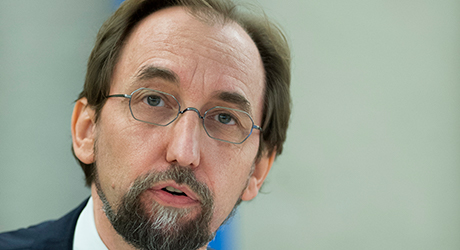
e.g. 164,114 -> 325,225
216,113 -> 236,125
144,95 -> 165,107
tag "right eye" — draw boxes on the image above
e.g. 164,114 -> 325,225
215,113 -> 236,125
144,95 -> 165,107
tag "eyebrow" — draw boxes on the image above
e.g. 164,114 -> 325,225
216,91 -> 252,114
135,65 -> 179,84
133,65 -> 252,114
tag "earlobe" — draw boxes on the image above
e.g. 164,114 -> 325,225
71,98 -> 96,164
242,151 -> 276,201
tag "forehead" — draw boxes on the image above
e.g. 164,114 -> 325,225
111,6 -> 265,117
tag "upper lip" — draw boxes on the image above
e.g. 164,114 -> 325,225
150,181 -> 200,202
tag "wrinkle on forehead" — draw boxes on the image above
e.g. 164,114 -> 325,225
130,7 -> 261,70
141,29 -> 255,78
114,6 -> 265,120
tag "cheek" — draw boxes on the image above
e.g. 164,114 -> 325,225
95,116 -> 169,198
207,136 -> 259,191
203,142 -> 257,229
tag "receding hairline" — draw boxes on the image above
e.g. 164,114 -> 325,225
121,4 -> 241,49
110,5 -> 264,111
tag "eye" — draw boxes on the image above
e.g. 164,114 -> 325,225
216,113 -> 236,125
144,95 -> 165,107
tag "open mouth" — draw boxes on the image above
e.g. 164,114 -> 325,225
162,186 -> 187,196
148,182 -> 199,207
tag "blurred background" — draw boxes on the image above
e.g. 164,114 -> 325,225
1,0 -> 459,249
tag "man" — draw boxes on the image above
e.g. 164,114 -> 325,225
0,0 -> 290,249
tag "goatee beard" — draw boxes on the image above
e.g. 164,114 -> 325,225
95,164 -> 216,250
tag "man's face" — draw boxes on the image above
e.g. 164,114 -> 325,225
79,6 -> 270,248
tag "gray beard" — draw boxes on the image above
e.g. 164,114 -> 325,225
94,164 -> 217,250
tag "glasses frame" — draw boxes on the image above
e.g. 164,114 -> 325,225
107,88 -> 262,144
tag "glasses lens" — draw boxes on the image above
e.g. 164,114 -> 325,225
129,88 -> 179,125
203,107 -> 254,144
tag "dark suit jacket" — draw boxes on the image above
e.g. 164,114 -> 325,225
0,199 -> 88,250
0,199 -> 216,250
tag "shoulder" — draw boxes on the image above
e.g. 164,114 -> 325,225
0,199 -> 88,250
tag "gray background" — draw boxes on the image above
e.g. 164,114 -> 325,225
1,0 -> 459,249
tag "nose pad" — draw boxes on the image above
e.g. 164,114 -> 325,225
180,107 -> 203,119
165,107 -> 203,168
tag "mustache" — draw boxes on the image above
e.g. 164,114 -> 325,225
95,164 -> 216,250
123,164 -> 213,208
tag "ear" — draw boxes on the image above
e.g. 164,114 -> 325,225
71,98 -> 96,164
242,151 -> 276,201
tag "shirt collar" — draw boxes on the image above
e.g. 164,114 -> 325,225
73,197 -> 108,250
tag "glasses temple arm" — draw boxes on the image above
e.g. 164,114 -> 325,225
253,125 -> 263,133
107,94 -> 131,98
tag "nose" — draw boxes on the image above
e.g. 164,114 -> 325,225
165,108 -> 202,168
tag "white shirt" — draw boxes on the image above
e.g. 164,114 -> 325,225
73,197 -> 108,250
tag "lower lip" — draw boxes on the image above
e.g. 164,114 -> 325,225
147,189 -> 200,208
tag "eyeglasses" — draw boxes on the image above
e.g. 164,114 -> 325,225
107,88 -> 262,144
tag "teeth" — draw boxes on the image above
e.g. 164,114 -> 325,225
165,186 -> 184,193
